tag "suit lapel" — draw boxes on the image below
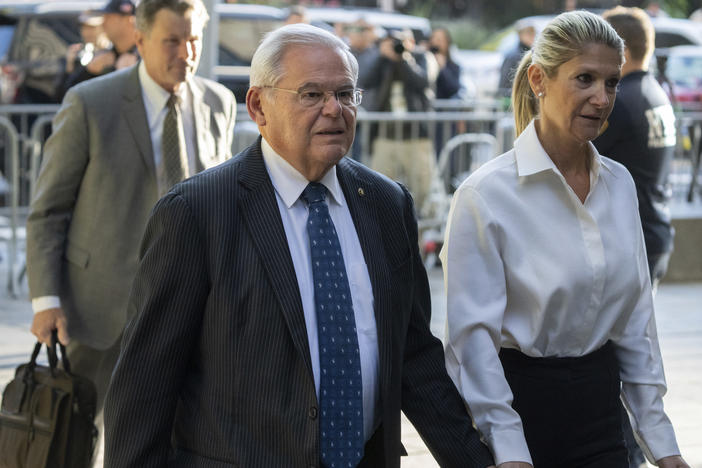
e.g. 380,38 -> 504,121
337,159 -> 392,406
122,66 -> 156,176
238,141 -> 314,379
190,78 -> 212,168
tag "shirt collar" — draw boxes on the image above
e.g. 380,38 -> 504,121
138,61 -> 189,125
514,119 -> 615,182
261,138 -> 344,209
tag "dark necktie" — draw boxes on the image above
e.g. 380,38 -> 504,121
161,94 -> 188,194
301,183 -> 364,468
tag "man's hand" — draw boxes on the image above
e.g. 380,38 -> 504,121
379,37 -> 401,61
497,463 -> 533,468
434,52 -> 447,69
30,307 -> 70,345
65,43 -> 83,73
85,50 -> 116,74
657,455 -> 690,468
115,52 -> 138,70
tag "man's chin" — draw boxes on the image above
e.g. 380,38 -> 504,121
321,146 -> 350,162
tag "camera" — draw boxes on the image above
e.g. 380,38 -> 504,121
392,38 -> 405,55
429,45 -> 440,54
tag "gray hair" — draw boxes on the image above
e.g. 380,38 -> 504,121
135,0 -> 209,34
512,10 -> 624,135
249,23 -> 359,88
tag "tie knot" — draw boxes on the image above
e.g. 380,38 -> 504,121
301,182 -> 327,206
167,94 -> 180,110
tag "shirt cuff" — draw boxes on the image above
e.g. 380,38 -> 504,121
487,428 -> 533,466
32,296 -> 61,314
637,424 -> 681,465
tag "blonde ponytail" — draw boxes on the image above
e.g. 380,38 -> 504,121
512,50 -> 537,136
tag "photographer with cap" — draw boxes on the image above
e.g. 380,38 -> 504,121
60,0 -> 139,95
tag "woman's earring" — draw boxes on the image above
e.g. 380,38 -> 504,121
537,91 -> 544,97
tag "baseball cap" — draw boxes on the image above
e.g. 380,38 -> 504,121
99,0 -> 136,16
78,11 -> 104,26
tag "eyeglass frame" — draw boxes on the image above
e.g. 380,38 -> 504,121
262,85 -> 363,108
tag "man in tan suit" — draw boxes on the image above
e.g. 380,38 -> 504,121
25,0 -> 235,434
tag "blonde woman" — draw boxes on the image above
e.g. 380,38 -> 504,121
441,11 -> 688,468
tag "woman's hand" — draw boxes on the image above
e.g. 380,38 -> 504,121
657,455 -> 689,468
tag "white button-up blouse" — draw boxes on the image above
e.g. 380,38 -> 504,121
440,120 -> 680,465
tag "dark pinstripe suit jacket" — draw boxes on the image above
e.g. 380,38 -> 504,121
104,140 -> 493,468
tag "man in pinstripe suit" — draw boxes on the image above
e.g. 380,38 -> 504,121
105,24 -> 494,468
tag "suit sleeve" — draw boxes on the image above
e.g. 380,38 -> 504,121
26,88 -> 90,298
104,192 -> 209,468
224,91 -> 237,158
398,185 -> 494,468
436,61 -> 462,99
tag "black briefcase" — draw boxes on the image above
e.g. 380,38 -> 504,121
0,332 -> 98,468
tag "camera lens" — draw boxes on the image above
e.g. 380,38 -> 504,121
393,39 -> 405,55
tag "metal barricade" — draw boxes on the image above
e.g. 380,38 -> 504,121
1,102 -> 702,296
355,110 -> 512,165
0,116 -> 21,296
418,133 -> 498,268
676,112 -> 702,203
0,105 -> 59,297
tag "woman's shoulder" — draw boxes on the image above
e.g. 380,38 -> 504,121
598,154 -> 635,184
459,149 -> 517,192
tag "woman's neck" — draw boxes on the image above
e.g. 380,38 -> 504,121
534,120 -> 591,177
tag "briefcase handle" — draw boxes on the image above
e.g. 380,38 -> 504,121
29,330 -> 72,377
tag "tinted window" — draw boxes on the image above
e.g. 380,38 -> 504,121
656,32 -> 695,49
0,25 -> 15,59
8,17 -> 77,101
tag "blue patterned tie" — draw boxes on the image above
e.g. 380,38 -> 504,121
301,182 -> 364,468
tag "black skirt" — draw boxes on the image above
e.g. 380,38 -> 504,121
499,342 -> 628,468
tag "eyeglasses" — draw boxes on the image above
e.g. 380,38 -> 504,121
264,86 -> 363,108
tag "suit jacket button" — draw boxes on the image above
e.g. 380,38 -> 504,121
309,406 -> 318,419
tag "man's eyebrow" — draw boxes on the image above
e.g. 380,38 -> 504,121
297,82 -> 356,91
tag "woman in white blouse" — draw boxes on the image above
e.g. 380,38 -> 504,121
441,11 -> 688,468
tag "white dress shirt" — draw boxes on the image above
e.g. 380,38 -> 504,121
261,139 -> 380,441
31,62 -> 199,314
138,60 -> 198,186
440,120 -> 680,465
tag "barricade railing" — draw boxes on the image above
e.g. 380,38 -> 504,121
354,109 -> 513,164
3,104 -> 702,204
675,112 -> 702,202
1,104 -> 701,296
0,115 -> 21,297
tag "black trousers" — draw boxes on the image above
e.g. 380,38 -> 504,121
499,343 -> 628,468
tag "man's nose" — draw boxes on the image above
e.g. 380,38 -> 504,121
321,91 -> 342,115
178,40 -> 193,60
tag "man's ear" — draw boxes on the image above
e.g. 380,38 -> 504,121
527,63 -> 545,97
246,86 -> 266,126
135,29 -> 144,55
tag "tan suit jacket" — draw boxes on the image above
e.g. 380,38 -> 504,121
26,65 -> 236,349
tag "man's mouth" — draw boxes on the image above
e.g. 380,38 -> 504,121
316,129 -> 345,135
580,114 -> 601,121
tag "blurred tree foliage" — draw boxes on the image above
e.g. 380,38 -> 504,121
395,0 -> 702,48
400,0 -> 702,26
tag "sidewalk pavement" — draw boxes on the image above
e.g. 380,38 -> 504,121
1,264 -> 700,467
